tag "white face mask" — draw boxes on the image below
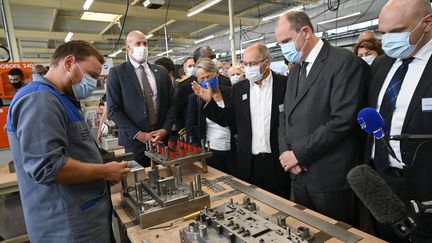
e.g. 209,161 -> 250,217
361,55 -> 376,66
131,46 -> 148,63
230,75 -> 241,85
244,65 -> 263,83
186,67 -> 195,76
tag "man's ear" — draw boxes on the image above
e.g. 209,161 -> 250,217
63,55 -> 75,71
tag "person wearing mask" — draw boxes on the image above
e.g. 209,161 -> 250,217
176,57 -> 195,86
192,43 -> 291,199
186,58 -> 235,174
354,38 -> 384,65
172,46 -> 231,132
275,10 -> 366,226
8,68 -> 25,90
6,40 -> 129,242
366,0 -> 432,241
107,30 -> 175,167
227,65 -> 245,85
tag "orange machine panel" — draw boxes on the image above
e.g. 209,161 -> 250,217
0,62 -> 33,99
0,106 -> 9,148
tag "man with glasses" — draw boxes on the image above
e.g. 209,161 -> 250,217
275,10 -> 366,226
192,43 -> 291,199
366,0 -> 432,241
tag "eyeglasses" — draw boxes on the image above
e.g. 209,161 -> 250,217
241,58 -> 268,67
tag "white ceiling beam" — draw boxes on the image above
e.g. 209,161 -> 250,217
0,29 -> 118,42
9,0 -> 259,26
189,24 -> 219,37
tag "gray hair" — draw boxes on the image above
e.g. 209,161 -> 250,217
195,57 -> 217,73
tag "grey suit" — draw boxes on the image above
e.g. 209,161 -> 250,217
278,39 -> 367,225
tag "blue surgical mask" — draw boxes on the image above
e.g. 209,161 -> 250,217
362,55 -> 376,66
199,76 -> 218,91
70,62 -> 97,100
280,29 -> 308,63
381,18 -> 425,59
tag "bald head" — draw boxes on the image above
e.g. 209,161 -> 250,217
357,31 -> 376,43
127,30 -> 146,44
244,43 -> 270,61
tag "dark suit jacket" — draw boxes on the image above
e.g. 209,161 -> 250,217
186,85 -> 234,145
367,53 -> 432,234
202,71 -> 287,181
173,74 -> 231,130
107,61 -> 175,153
278,39 -> 366,192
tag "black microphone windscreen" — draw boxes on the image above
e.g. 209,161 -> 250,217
347,165 -> 407,224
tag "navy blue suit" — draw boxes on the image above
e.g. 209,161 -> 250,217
107,61 -> 175,156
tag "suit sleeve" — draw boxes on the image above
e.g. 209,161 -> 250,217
161,70 -> 175,132
278,85 -> 291,154
292,56 -> 365,167
107,68 -> 141,140
202,91 -> 234,128
186,94 -> 200,144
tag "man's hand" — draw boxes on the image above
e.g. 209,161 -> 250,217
104,161 -> 130,181
136,132 -> 153,143
289,165 -> 303,174
279,150 -> 299,172
192,81 -> 213,103
150,129 -> 168,142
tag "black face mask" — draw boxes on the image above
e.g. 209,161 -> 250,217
11,82 -> 23,90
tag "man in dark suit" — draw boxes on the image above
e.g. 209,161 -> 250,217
172,46 -> 231,132
191,43 -> 291,199
107,30 -> 175,166
275,10 -> 366,225
366,0 -> 432,241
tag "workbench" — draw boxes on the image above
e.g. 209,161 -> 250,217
111,162 -> 386,243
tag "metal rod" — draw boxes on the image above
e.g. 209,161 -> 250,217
228,0 -> 236,65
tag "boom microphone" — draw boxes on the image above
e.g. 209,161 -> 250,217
347,165 -> 416,238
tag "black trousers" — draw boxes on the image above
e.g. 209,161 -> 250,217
133,150 -> 150,168
207,149 -> 236,175
293,181 -> 357,226
249,153 -> 291,200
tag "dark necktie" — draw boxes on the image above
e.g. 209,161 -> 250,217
138,65 -> 157,130
296,61 -> 308,96
374,57 -> 414,172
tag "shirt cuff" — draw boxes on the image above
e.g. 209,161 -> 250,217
133,131 -> 141,140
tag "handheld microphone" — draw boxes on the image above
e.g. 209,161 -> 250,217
357,107 -> 404,165
347,165 -> 416,238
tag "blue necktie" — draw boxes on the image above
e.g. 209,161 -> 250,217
374,57 -> 414,172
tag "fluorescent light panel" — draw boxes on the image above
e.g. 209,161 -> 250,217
187,0 -> 222,17
65,32 -> 73,42
241,36 -> 264,45
261,5 -> 304,22
83,0 -> 94,10
108,49 -> 122,58
194,35 -> 215,44
146,33 -> 154,39
317,12 -> 362,25
148,19 -> 176,34
81,11 -> 122,22
156,49 -> 173,57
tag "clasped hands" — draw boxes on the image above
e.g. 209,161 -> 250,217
136,129 -> 168,143
279,150 -> 307,174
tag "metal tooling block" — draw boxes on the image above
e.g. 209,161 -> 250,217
145,150 -> 212,167
179,197 -> 320,243
122,176 -> 210,229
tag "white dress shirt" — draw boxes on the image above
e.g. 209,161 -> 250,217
374,39 -> 432,169
304,39 -> 324,76
249,71 -> 273,155
206,100 -> 231,151
130,59 -> 158,112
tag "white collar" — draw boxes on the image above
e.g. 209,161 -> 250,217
130,58 -> 148,69
305,39 -> 324,64
411,38 -> 432,61
250,71 -> 273,87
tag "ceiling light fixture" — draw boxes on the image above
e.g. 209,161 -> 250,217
156,49 -> 173,57
148,19 -> 176,34
261,5 -> 304,22
146,33 -> 154,39
317,12 -> 362,25
81,11 -> 122,22
241,36 -> 264,45
65,32 -> 73,42
194,35 -> 215,44
187,0 -> 222,17
83,0 -> 94,10
108,49 -> 123,58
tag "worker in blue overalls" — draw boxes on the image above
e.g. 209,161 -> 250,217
6,40 -> 130,243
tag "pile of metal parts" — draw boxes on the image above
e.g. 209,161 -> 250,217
179,197 -> 319,243
121,164 -> 210,229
